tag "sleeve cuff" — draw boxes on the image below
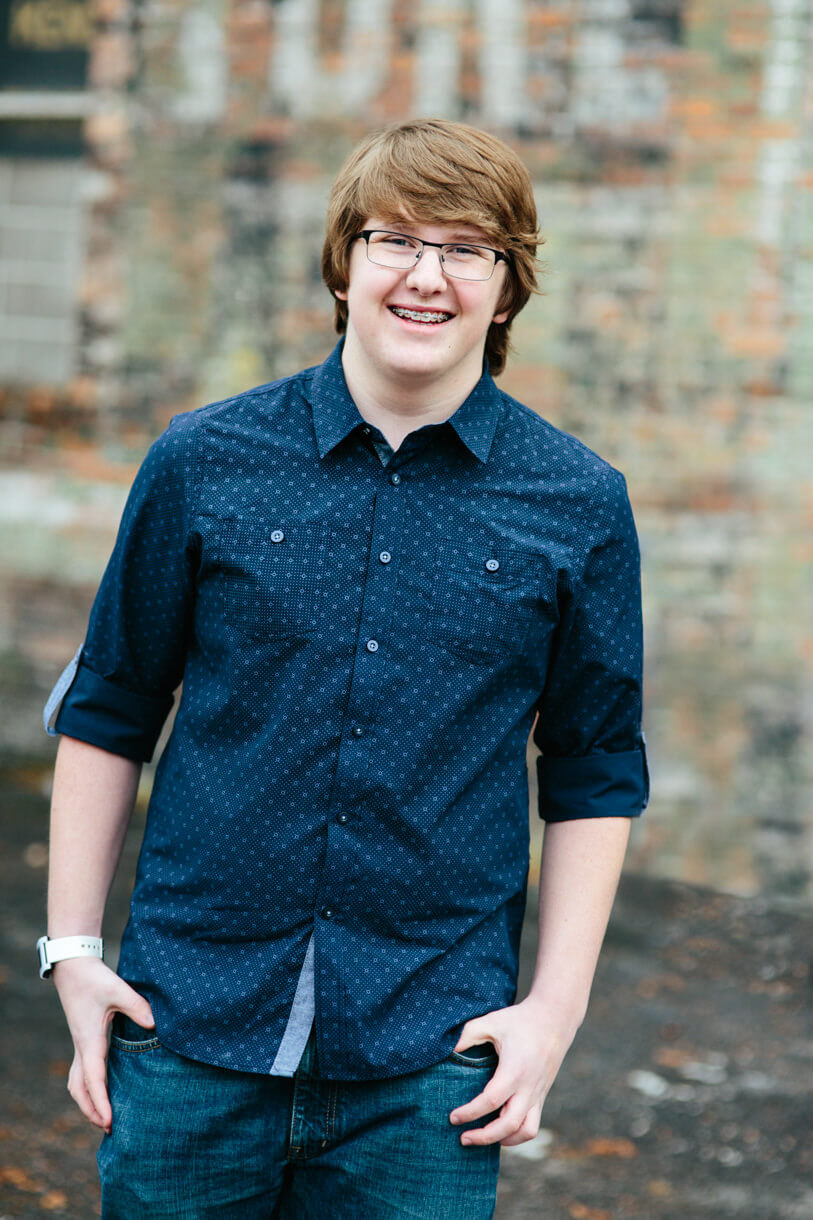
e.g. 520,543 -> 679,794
43,649 -> 173,763
537,736 -> 649,822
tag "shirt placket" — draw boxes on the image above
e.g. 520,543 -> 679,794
315,434 -> 410,1053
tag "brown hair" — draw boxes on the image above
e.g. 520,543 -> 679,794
321,118 -> 544,376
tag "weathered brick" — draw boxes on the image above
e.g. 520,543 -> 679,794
0,0 -> 809,899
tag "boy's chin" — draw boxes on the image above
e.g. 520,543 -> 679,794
380,349 -> 452,380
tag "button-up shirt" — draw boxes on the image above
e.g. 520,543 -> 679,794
43,338 -> 649,1081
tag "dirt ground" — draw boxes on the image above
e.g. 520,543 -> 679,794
1,764 -> 811,1219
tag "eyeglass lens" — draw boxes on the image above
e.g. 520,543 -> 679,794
366,232 -> 496,281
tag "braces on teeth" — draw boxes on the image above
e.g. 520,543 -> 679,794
391,307 -> 452,323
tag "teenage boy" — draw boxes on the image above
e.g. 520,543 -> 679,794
39,118 -> 649,1218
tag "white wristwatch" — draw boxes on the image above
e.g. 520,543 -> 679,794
37,934 -> 104,979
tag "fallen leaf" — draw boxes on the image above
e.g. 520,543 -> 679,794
653,1046 -> 696,1069
0,1164 -> 43,1191
569,1205 -> 611,1220
585,1136 -> 638,1158
41,1191 -> 68,1210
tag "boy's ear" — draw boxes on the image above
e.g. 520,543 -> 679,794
491,269 -> 513,325
334,287 -> 348,301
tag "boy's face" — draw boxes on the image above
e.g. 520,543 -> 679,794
335,216 -> 509,393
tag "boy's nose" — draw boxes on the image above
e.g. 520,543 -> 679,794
405,246 -> 447,290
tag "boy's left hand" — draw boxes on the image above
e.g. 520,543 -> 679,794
448,995 -> 580,1146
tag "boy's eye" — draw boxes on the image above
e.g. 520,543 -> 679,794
376,234 -> 419,249
445,245 -> 481,258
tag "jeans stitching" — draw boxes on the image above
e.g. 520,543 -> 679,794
111,1038 -> 161,1054
288,1065 -> 304,1158
326,1084 -> 337,1143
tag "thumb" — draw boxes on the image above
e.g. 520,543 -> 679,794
117,987 -> 156,1030
453,1021 -> 491,1053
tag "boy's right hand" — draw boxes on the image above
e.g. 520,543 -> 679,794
52,956 -> 156,1133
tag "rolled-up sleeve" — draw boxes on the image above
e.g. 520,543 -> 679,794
533,468 -> 650,821
42,412 -> 200,763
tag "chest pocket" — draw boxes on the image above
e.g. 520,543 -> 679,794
428,542 -> 553,665
220,519 -> 331,642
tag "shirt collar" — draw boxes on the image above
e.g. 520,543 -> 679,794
307,338 -> 503,465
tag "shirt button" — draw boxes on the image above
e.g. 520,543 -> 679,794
379,551 -> 391,564
336,813 -> 348,824
390,473 -> 401,485
485,558 -> 500,572
351,725 -> 363,737
362,425 -> 371,434
271,529 -> 285,543
366,639 -> 379,652
321,907 -> 335,919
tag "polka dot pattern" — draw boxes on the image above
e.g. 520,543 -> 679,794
45,338 -> 648,1081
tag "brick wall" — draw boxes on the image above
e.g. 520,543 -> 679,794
1,0 -> 810,898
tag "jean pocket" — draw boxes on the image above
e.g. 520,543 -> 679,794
448,1041 -> 499,1069
429,543 -> 554,665
110,1011 -> 161,1052
219,518 -> 331,643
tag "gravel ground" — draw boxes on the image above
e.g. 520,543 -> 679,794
1,766 -> 811,1219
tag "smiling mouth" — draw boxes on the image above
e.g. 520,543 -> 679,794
389,306 -> 454,325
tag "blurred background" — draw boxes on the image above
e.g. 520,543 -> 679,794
0,1 -> 811,1217
1,0 -> 811,898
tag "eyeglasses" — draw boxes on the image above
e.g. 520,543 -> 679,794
356,230 -> 509,282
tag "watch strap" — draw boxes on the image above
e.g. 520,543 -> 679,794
37,934 -> 104,979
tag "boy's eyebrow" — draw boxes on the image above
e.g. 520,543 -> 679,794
443,232 -> 493,244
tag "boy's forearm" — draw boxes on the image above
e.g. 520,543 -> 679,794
47,735 -> 142,937
527,816 -> 632,1030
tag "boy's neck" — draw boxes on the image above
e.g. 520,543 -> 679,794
339,335 -> 484,452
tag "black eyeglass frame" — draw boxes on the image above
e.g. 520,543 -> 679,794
355,229 -> 510,280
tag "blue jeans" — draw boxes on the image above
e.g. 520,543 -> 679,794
98,1012 -> 502,1218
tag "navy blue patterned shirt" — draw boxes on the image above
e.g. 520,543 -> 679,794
43,338 -> 649,1081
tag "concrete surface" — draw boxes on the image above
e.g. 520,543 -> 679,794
1,765 -> 810,1218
